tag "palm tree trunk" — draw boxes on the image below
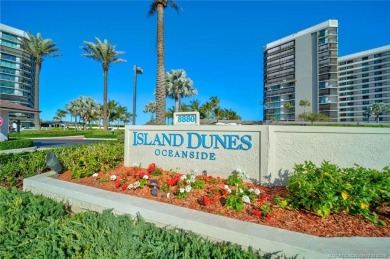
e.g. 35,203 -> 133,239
155,3 -> 166,125
103,68 -> 108,130
175,97 -> 179,112
34,62 -> 42,130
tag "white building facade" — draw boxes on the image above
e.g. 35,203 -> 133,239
263,20 -> 339,122
338,45 -> 390,122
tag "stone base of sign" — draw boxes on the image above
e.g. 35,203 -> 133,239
125,125 -> 390,186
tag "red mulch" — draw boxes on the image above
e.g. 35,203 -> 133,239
56,164 -> 390,237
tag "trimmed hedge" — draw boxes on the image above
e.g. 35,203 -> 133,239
0,188 -> 278,258
0,141 -> 124,187
0,139 -> 33,150
9,129 -> 123,139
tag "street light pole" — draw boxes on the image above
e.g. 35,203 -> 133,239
132,65 -> 143,125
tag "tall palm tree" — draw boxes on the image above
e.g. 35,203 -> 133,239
82,37 -> 125,131
149,0 -> 180,124
165,69 -> 197,112
21,33 -> 60,130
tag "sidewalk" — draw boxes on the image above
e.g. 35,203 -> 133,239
24,171 -> 390,259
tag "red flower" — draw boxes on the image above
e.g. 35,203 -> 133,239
266,213 -> 275,221
115,179 -> 121,188
221,189 -> 228,196
263,193 -> 271,200
253,208 -> 260,217
122,184 -> 128,191
147,163 -> 156,173
257,198 -> 265,204
213,196 -> 219,204
203,196 -> 212,206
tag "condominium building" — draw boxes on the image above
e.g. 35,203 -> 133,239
0,23 -> 35,121
263,20 -> 339,121
338,45 -> 390,122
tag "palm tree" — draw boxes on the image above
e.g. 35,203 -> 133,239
165,69 -> 197,112
165,106 -> 175,124
143,101 -> 157,123
55,109 -> 67,122
189,99 -> 201,112
21,33 -> 60,130
107,99 -> 119,126
299,99 -> 311,114
148,0 -> 180,124
210,96 -> 220,110
82,37 -> 126,131
200,102 -> 213,119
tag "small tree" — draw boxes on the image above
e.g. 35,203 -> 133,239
299,99 -> 310,114
367,103 -> 390,123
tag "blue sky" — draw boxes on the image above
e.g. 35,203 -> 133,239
2,1 -> 390,125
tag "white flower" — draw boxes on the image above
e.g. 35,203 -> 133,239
224,185 -> 229,190
186,179 -> 191,184
143,175 -> 149,180
239,188 -> 243,193
185,185 -> 192,193
179,188 -> 185,193
180,175 -> 187,181
133,162 -> 140,167
248,188 -> 254,193
167,193 -> 171,198
110,175 -> 117,181
254,189 -> 261,195
128,184 -> 134,190
227,189 -> 232,194
92,173 -> 98,177
134,181 -> 140,188
242,195 -> 250,203
190,174 -> 196,181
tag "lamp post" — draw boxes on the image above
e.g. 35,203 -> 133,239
132,65 -> 143,125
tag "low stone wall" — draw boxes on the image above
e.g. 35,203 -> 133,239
124,125 -> 390,185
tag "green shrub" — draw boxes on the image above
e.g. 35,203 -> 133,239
0,188 -> 271,258
280,161 -> 390,225
0,139 -> 33,150
0,141 -> 124,187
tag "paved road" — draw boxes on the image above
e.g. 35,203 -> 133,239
33,138 -> 107,149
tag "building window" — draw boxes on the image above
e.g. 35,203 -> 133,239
362,73 -> 369,77
362,56 -> 368,61
362,67 -> 369,72
362,90 -> 369,94
374,53 -> 382,58
375,83 -> 382,87
375,77 -> 382,81
362,79 -> 369,83
362,95 -> 369,100
374,71 -> 382,75
375,88 -> 382,92
363,101 -> 369,105
362,84 -> 369,88
375,94 -> 382,98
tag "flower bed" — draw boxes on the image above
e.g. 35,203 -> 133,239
57,163 -> 390,237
